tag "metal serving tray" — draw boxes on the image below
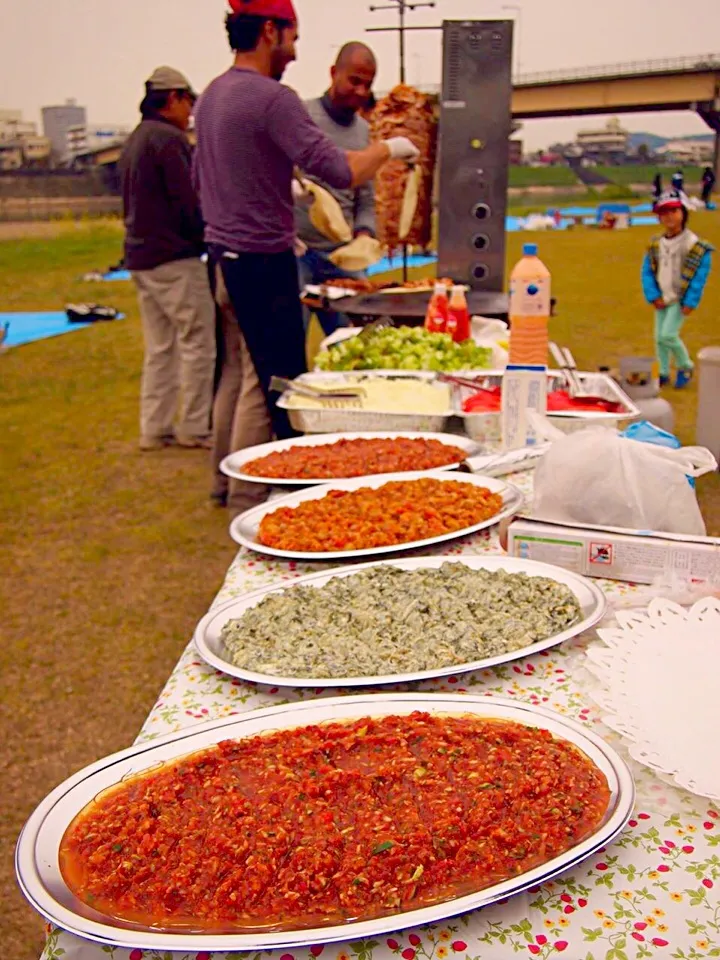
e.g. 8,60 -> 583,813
276,371 -> 456,434
455,370 -> 640,443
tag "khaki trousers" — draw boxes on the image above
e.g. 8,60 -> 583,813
211,263 -> 272,516
133,258 -> 216,441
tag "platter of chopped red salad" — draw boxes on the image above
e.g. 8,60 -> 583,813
16,694 -> 634,953
222,432 -> 479,486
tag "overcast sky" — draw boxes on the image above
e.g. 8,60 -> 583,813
2,0 -> 718,148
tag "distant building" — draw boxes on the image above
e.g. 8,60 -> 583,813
66,124 -> 131,161
658,139 -> 714,164
22,136 -> 52,165
42,99 -> 87,160
0,137 -> 52,170
0,109 -> 38,143
0,142 -> 24,171
575,117 -> 629,163
0,109 -> 52,169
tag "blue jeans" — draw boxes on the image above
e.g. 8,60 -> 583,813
297,248 -> 366,337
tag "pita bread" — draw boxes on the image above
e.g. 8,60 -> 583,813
303,180 -> 352,244
328,234 -> 383,271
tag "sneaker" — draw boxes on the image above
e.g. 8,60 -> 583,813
176,434 -> 213,450
139,434 -> 177,451
659,375 -> 670,387
674,369 -> 693,389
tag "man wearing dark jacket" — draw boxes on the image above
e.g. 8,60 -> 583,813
120,66 -> 216,451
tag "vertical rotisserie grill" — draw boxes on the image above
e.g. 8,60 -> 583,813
437,20 -> 514,293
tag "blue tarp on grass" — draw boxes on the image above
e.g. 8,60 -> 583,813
367,253 -> 438,275
103,269 -> 131,281
1,311 -> 124,349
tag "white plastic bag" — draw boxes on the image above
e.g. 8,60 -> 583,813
531,425 -> 717,536
470,316 -> 509,368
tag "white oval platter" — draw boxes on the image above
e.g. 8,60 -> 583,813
194,554 -> 607,687
220,431 -> 480,486
229,470 -> 524,561
16,693 -> 634,953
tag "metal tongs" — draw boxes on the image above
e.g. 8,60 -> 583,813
358,317 -> 394,339
548,343 -> 606,402
270,376 -> 366,409
436,372 -> 500,404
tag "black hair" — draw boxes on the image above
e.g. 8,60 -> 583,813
225,12 -> 292,52
139,87 -> 190,118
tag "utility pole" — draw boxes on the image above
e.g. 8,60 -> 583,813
367,0 -> 437,85
366,0 -> 438,280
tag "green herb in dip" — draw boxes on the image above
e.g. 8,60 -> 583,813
220,564 -> 582,679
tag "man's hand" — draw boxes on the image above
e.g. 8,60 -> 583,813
383,137 -> 420,162
653,298 -> 665,309
682,305 -> 693,316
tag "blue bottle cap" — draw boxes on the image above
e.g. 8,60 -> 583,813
523,243 -> 538,256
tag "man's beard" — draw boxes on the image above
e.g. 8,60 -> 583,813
270,45 -> 287,81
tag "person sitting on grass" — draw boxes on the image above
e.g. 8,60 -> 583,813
641,189 -> 713,389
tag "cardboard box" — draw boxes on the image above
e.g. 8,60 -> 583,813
507,517 -> 720,585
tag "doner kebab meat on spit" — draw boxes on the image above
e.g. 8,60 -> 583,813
369,85 -> 438,252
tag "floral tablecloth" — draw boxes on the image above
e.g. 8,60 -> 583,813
40,474 -> 720,960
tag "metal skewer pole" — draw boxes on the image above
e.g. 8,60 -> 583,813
367,0 -> 437,284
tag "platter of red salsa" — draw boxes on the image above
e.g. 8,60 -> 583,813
221,432 -> 479,486
16,694 -> 634,953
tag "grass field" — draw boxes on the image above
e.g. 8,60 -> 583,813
509,166 -> 579,187
2,215 -> 720,959
508,164 -> 707,192
594,164 -> 704,186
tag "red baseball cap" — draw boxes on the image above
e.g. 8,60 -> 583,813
228,0 -> 297,19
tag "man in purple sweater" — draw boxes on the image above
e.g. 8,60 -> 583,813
194,0 -> 418,512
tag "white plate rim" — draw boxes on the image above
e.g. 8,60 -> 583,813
229,471 -> 524,561
220,431 -> 480,486
193,554 -> 607,687
16,693 -> 634,952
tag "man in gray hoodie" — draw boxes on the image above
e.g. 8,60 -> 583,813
295,42 -> 378,336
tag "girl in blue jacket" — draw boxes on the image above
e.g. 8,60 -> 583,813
641,190 -> 713,388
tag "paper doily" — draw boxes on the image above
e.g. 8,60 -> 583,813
585,597 -> 720,801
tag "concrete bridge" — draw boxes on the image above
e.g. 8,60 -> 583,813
512,54 -> 719,120
416,53 -> 720,176
512,54 -> 720,177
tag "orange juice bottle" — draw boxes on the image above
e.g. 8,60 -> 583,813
424,281 -> 449,334
446,285 -> 471,342
508,243 -> 551,365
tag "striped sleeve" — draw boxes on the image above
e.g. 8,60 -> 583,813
266,86 -> 353,190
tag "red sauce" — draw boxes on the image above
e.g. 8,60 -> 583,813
463,386 -> 622,415
60,713 -> 610,934
243,437 -> 467,481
